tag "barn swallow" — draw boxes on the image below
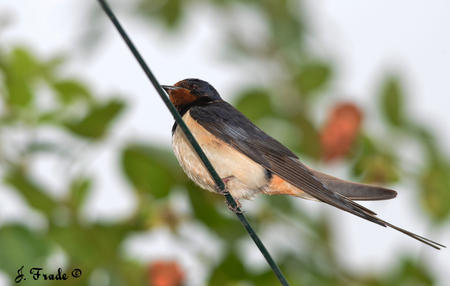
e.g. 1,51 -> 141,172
163,78 -> 445,250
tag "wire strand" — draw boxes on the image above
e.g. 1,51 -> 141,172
95,0 -> 289,285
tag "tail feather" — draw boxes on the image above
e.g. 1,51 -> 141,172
380,219 -> 445,250
310,169 -> 397,201
302,170 -> 445,249
326,192 -> 445,250
264,157 -> 444,249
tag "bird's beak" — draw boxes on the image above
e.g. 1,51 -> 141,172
162,85 -> 182,92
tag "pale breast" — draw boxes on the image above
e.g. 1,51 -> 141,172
172,111 -> 268,199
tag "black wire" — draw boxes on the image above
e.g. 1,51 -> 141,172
96,0 -> 290,285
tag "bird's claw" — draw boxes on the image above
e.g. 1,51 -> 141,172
215,176 -> 243,214
225,199 -> 243,214
215,176 -> 233,195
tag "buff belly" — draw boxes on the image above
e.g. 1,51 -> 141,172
171,111 -> 269,200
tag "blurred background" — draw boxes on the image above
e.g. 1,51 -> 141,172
0,0 -> 449,285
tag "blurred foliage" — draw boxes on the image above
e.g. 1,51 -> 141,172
122,144 -> 184,199
1,0 -> 449,285
380,76 -> 405,127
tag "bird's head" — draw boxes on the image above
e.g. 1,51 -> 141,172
163,79 -> 222,112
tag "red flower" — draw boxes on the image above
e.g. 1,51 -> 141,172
320,103 -> 363,161
148,260 -> 185,286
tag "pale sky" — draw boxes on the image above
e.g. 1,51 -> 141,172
1,1 -> 449,285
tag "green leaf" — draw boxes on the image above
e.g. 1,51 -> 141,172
209,251 -> 248,285
53,79 -> 92,104
2,47 -> 41,108
296,61 -> 332,96
234,88 -> 274,122
4,76 -> 33,108
262,0 -> 304,48
64,98 -> 124,139
351,135 -> 399,184
294,114 -> 320,159
354,154 -> 399,184
39,55 -> 67,85
4,169 -> 56,216
0,225 -> 51,275
407,125 -> 440,164
122,144 -> 182,199
251,270 -> 281,286
380,77 -> 404,127
160,0 -> 183,27
109,260 -> 147,286
48,224 -> 130,269
69,177 -> 92,211
420,163 -> 450,222
25,141 -> 60,154
186,183 -> 240,242
381,257 -> 434,286
138,0 -> 183,28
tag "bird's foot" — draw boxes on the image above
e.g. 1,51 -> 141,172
226,199 -> 243,214
221,176 -> 234,184
215,176 -> 234,195
215,176 -> 243,214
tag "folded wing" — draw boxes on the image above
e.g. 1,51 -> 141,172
190,101 -> 445,249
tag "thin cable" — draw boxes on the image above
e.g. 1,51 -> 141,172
96,0 -> 289,285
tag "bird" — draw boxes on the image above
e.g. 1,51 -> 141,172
162,78 -> 445,250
